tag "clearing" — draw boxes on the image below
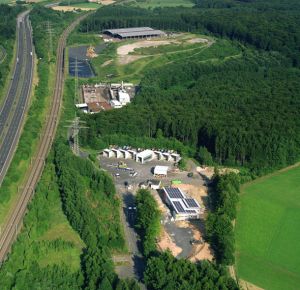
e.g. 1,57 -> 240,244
235,165 -> 300,290
91,33 -> 241,83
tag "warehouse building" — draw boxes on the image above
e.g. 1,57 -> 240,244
154,165 -> 169,177
103,27 -> 166,40
163,187 -> 202,221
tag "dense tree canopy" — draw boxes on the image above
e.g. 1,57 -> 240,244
79,2 -> 300,66
144,251 -> 239,290
82,54 -> 300,175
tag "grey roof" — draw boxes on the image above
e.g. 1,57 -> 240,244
104,27 -> 154,34
103,27 -> 165,38
118,30 -> 165,38
165,187 -> 185,199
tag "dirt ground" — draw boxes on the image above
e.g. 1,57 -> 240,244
173,183 -> 208,208
117,40 -> 175,64
157,228 -> 182,257
101,59 -> 113,67
100,0 -> 115,5
197,166 -> 239,179
175,220 -> 213,262
51,6 -> 95,11
239,280 -> 265,290
187,38 -> 209,44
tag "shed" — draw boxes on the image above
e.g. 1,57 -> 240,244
135,150 -> 154,164
154,165 -> 168,177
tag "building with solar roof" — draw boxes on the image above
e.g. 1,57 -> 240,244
163,187 -> 202,221
103,27 -> 166,40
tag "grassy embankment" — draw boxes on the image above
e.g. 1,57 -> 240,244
88,35 -> 242,83
235,165 -> 300,290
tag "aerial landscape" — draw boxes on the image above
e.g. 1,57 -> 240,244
0,0 -> 299,289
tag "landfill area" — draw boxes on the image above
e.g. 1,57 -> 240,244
99,155 -> 213,261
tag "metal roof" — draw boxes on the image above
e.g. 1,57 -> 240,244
104,27 -> 154,34
117,30 -> 165,38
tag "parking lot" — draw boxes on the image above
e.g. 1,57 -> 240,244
99,156 -> 205,191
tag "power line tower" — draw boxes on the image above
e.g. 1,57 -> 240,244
65,115 -> 88,156
45,21 -> 54,56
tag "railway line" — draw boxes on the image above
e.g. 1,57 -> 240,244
0,12 -> 90,263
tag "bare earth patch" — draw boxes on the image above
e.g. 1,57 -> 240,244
157,228 -> 182,257
117,40 -> 175,65
51,6 -> 95,11
100,0 -> 115,5
101,59 -> 113,67
239,280 -> 265,290
187,38 -> 209,44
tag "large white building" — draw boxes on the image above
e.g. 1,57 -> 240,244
163,187 -> 202,221
135,149 -> 154,164
118,90 -> 131,105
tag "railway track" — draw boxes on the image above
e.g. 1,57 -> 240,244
0,12 -> 90,263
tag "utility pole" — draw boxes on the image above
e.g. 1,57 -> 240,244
65,116 -> 88,156
45,21 -> 54,56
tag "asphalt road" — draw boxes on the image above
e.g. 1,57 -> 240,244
0,11 -> 34,185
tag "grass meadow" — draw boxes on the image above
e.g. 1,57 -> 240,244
89,35 -> 241,83
235,165 -> 300,290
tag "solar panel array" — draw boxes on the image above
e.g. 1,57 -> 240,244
184,198 -> 199,209
165,187 -> 184,199
173,201 -> 186,213
185,210 -> 196,214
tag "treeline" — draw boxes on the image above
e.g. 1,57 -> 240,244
135,189 -> 161,256
54,141 -> 139,290
81,54 -> 300,175
134,189 -> 239,289
79,4 -> 300,65
206,173 -> 239,265
144,252 -> 239,290
0,5 -> 23,92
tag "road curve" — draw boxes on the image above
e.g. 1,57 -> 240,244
0,12 -> 91,263
0,11 -> 34,185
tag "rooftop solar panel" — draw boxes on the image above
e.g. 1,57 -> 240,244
173,201 -> 186,213
185,210 -> 196,214
184,198 -> 199,208
165,187 -> 184,199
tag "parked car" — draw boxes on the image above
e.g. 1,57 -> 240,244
187,172 -> 194,178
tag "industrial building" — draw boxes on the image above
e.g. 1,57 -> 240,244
102,147 -> 181,164
103,27 -> 166,40
76,82 -> 136,114
163,187 -> 202,221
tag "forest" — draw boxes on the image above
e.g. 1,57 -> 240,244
135,187 -> 239,289
79,2 -> 300,66
81,53 -> 300,175
79,3 -> 300,175
206,172 -> 239,265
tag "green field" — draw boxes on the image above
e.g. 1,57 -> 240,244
89,34 -> 242,83
121,0 -> 194,8
235,165 -> 300,290
72,2 -> 101,8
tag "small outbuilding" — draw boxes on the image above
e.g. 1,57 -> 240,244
148,179 -> 161,190
154,165 -> 168,177
136,150 -> 154,164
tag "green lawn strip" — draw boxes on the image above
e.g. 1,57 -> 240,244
235,165 -> 300,290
